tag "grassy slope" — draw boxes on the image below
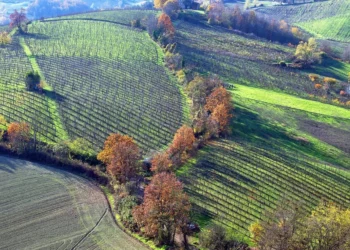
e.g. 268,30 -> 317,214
179,85 -> 350,244
0,156 -> 147,250
256,0 -> 350,42
176,13 -> 350,243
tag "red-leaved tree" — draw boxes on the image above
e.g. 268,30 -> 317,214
7,122 -> 30,152
133,172 -> 191,245
9,9 -> 27,33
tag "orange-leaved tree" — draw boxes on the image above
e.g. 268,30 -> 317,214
98,133 -> 134,165
205,86 -> 232,113
212,103 -> 232,134
98,133 -> 140,183
151,152 -> 172,173
158,13 -> 175,39
7,122 -> 30,152
109,136 -> 140,183
133,172 -> 191,245
167,125 -> 195,167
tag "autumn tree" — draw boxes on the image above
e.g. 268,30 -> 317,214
151,152 -> 172,173
163,0 -> 180,19
7,122 -> 31,153
9,9 -> 28,33
205,86 -> 232,113
207,1 -> 225,24
154,0 -> 168,9
167,125 -> 195,167
98,133 -> 131,164
211,103 -> 232,134
295,202 -> 350,250
0,32 -> 11,45
249,200 -> 304,250
107,135 -> 140,183
133,172 -> 191,245
157,13 -> 175,43
295,37 -> 321,67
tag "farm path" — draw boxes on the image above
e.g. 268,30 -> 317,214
19,36 -> 69,141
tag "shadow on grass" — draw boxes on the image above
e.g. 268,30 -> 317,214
231,103 -> 350,169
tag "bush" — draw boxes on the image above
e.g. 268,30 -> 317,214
0,32 -> 11,45
314,83 -> 322,90
25,71 -> 41,91
131,18 -> 142,28
323,77 -> 337,86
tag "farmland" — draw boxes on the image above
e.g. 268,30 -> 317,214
256,0 -> 350,42
1,12 -> 188,150
178,85 -> 350,242
0,156 -> 147,249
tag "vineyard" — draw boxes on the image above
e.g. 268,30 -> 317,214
50,9 -> 158,26
0,36 -> 59,142
179,139 -> 350,242
256,0 -> 350,42
175,19 -> 315,97
0,12 -> 188,150
0,156 -> 147,249
178,83 -> 350,243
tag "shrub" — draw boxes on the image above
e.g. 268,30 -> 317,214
308,73 -> 319,82
295,38 -> 321,67
163,0 -> 180,20
25,71 -> 41,91
165,52 -> 183,71
340,90 -> 347,96
7,122 -> 31,153
0,32 -> 11,45
314,83 -> 322,90
131,18 -> 142,28
323,77 -> 337,86
279,61 -> 287,67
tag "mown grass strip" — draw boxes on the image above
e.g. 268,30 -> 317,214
19,37 -> 69,141
231,84 -> 350,119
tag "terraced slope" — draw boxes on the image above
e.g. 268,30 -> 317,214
0,156 -> 147,250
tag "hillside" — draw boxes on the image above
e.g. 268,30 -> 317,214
1,11 -> 188,151
0,156 -> 147,249
1,6 -> 350,249
256,0 -> 350,42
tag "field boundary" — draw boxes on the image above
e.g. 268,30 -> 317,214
19,36 -> 69,141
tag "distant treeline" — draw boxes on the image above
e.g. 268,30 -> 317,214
207,4 -> 303,44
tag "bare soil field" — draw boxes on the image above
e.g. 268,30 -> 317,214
0,156 -> 147,250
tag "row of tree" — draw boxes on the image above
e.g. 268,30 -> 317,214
207,4 -> 302,44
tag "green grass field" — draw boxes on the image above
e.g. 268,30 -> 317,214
0,156 -> 147,249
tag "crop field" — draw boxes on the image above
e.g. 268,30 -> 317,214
0,36 -> 60,142
0,156 -> 147,249
1,12 -> 187,150
175,19 -> 316,97
256,0 -> 350,42
179,85 -> 350,242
